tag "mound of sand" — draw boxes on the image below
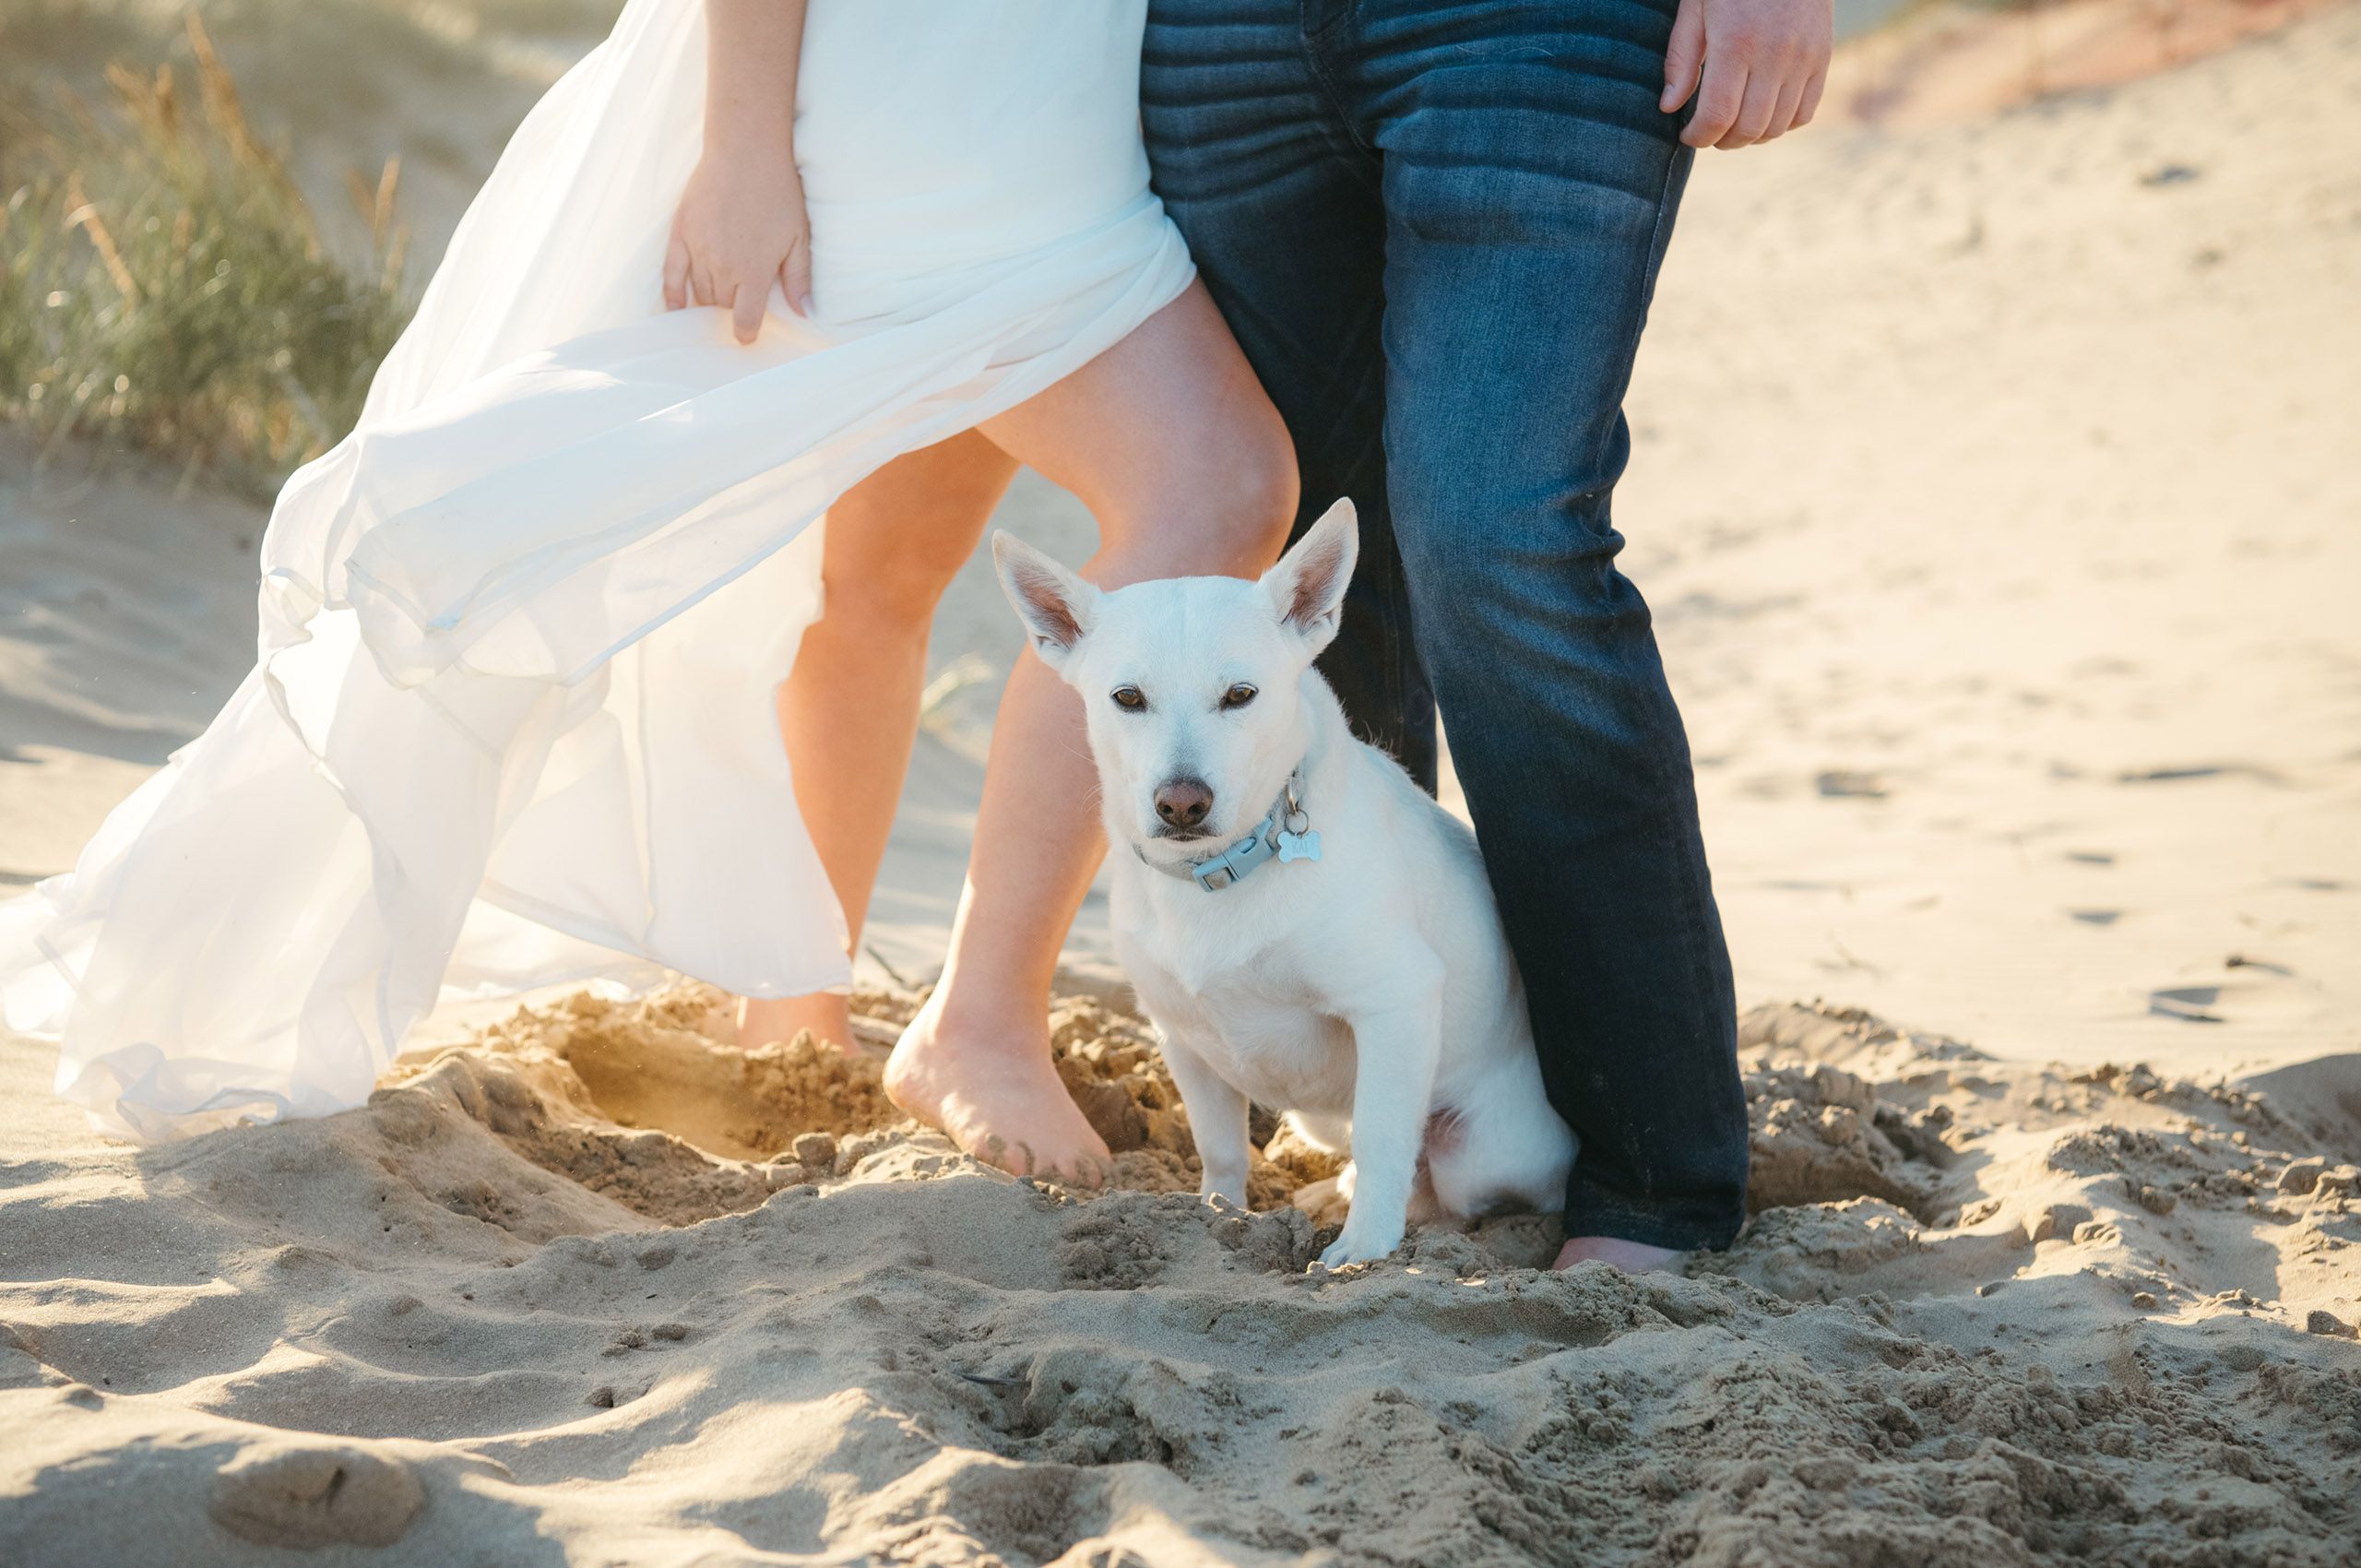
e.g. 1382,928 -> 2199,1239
4,982 -> 2355,1565
1828,0 -> 2343,126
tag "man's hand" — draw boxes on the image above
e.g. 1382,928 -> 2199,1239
1661,0 -> 1833,150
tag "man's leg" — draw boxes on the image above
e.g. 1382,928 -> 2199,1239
1337,0 -> 1750,1251
1141,0 -> 1436,788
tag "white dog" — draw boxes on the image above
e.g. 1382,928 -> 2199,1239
993,500 -> 1576,1266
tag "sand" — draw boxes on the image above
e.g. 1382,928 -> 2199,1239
4,984 -> 2355,1563
5,5 -> 2360,1563
1825,0 -> 2345,127
1611,0 -> 2361,1073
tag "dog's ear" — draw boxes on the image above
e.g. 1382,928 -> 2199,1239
1261,498 -> 1358,658
992,530 -> 1099,672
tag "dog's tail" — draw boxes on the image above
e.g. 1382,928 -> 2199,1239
1423,1058 -> 1577,1218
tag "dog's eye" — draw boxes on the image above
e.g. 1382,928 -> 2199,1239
1110,685 -> 1146,712
1220,683 -> 1258,710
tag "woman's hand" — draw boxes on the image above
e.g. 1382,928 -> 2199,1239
664,146 -> 812,344
664,0 -> 812,343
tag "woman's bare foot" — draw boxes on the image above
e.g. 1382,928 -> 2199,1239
1552,1235 -> 1685,1273
884,988 -> 1110,1184
737,991 -> 852,1052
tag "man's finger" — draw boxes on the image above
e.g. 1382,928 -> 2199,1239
1682,61 -> 1745,148
1763,72 -> 1808,142
1661,0 -> 1706,113
1793,67 -> 1827,129
730,280 -> 765,344
782,237 -> 814,320
1717,71 -> 1782,148
662,235 -> 691,312
691,263 -> 718,309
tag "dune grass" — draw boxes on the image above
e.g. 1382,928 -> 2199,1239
0,11 -> 413,494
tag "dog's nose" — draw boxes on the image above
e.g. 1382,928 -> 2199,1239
1153,778 -> 1214,830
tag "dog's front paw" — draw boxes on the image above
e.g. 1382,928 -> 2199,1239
1317,1221 -> 1405,1270
1198,1173 -> 1250,1210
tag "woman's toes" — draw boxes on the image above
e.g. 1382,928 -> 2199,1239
886,1005 -> 1112,1183
1033,1145 -> 1109,1190
970,1132 -> 1027,1176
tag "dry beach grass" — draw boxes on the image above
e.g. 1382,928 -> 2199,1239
0,13 -> 411,493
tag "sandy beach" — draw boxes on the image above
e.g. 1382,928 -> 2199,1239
4,4 -> 2358,1562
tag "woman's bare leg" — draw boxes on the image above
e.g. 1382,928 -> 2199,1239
738,431 -> 1019,1049
884,283 -> 1298,1181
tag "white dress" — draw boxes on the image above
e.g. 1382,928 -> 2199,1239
0,0 -> 1192,1139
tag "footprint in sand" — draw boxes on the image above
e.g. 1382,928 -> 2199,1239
207,1443 -> 424,1550
2148,986 -> 2226,1024
2115,762 -> 2288,785
2145,966 -> 2316,1028
1814,769 -> 1887,799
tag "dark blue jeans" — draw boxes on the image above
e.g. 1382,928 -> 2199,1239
1142,0 -> 1747,1249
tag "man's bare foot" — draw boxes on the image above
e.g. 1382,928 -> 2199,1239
884,988 -> 1110,1185
1553,1235 -> 1686,1273
737,991 -> 852,1052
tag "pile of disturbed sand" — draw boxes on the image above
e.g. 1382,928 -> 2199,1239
5,980 -> 2355,1566
425,982 -> 1355,1228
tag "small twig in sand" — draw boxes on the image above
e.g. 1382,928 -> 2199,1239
1826,933 -> 1885,976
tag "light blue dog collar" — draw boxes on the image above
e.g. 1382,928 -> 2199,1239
1135,766 -> 1320,892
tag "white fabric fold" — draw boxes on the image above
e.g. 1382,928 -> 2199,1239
1,0 -> 1192,1139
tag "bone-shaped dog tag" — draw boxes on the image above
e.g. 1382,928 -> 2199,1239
1275,828 -> 1321,863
